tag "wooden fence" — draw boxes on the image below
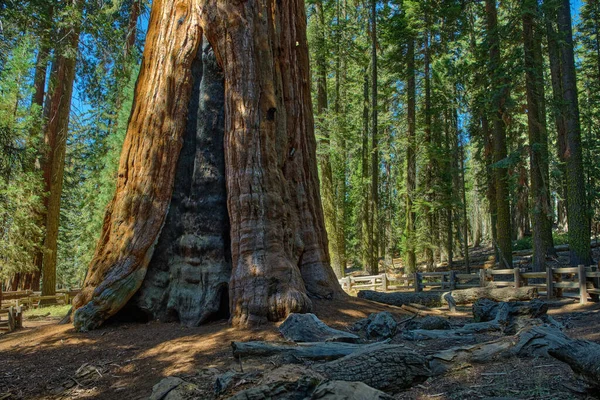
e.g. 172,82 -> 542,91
340,265 -> 600,304
339,271 -> 479,293
0,288 -> 80,310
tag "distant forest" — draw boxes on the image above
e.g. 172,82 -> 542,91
1,0 -> 599,293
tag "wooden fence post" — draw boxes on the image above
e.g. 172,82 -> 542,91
513,267 -> 521,289
546,267 -> 554,299
449,270 -> 456,290
414,272 -> 422,292
382,273 -> 388,292
578,264 -> 588,305
479,269 -> 486,287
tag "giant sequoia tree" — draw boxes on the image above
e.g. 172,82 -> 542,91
71,0 -> 343,330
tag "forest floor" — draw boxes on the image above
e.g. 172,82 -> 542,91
0,296 -> 599,400
1,246 -> 599,400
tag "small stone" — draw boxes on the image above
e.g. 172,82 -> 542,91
279,313 -> 360,343
149,377 -> 185,400
312,381 -> 395,400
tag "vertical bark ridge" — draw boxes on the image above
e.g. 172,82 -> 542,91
72,0 -> 203,331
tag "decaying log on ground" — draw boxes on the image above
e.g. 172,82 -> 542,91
513,326 -> 600,387
313,345 -> 431,392
401,303 -> 445,316
358,290 -> 442,307
472,299 -> 548,322
403,302 -> 511,340
429,336 -> 516,374
279,313 -> 360,343
231,341 -> 389,361
442,286 -> 538,306
430,325 -> 600,388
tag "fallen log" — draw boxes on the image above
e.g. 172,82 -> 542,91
231,340 -> 389,361
402,302 -> 511,341
313,344 -> 431,392
513,326 -> 600,387
401,304 -> 445,316
472,299 -> 548,322
430,325 -> 600,388
358,290 -> 442,307
442,286 -> 538,306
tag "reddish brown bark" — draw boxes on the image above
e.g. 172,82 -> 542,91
200,0 -> 344,326
72,0 -> 203,330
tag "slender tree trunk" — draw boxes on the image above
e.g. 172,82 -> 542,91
483,116 -> 499,261
369,0 -> 379,274
405,38 -> 417,273
361,73 -> 371,272
460,144 -> 470,273
27,4 -> 54,292
523,0 -> 556,271
334,0 -> 347,276
314,0 -> 340,278
556,0 -> 593,266
486,0 -> 512,268
545,5 -> 569,232
40,0 -> 82,297
424,28 -> 435,270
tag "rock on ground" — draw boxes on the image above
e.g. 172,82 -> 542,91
279,313 -> 360,343
312,381 -> 395,399
149,377 -> 201,400
365,312 -> 398,340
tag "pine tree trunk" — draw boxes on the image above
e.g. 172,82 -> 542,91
314,0 -> 340,278
405,38 -> 417,273
369,0 -> 379,275
545,5 -> 569,233
523,0 -> 556,271
200,0 -> 344,326
556,0 -> 593,266
486,0 -> 512,269
361,73 -> 371,271
40,0 -> 82,297
424,31 -> 435,270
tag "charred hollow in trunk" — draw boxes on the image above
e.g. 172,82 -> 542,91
115,38 -> 231,327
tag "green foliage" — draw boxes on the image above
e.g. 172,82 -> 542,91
0,35 -> 44,281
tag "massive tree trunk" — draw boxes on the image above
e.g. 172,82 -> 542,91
523,0 -> 556,271
485,0 -> 513,269
40,0 -> 82,297
72,0 -> 343,330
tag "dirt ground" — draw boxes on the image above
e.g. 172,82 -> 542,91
1,296 -> 599,400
